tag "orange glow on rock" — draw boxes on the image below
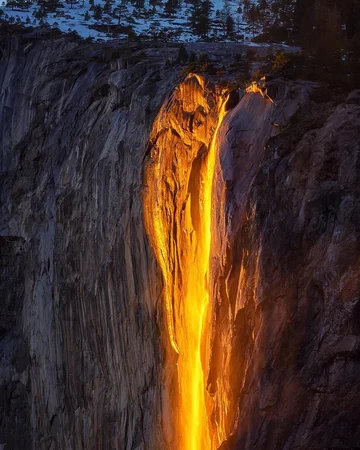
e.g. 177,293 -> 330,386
143,74 -> 228,450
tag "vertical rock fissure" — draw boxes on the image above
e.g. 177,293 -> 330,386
143,76 -> 227,449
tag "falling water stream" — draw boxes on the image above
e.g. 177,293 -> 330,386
178,100 -> 227,450
144,77 -> 228,450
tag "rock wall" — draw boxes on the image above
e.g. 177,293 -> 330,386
207,79 -> 314,446
224,92 -> 360,449
1,27 -> 360,450
0,29 -> 182,450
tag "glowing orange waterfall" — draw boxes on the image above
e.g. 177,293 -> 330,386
143,75 -> 228,450
179,100 -> 227,450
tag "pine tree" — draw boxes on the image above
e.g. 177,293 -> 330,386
189,0 -> 213,38
164,0 -> 179,15
177,43 -> 188,63
37,0 -> 62,13
243,0 -> 250,11
93,4 -> 102,21
258,0 -> 269,28
135,0 -> 144,9
104,0 -> 112,13
226,14 -> 235,38
271,0 -> 294,28
114,0 -> 126,26
246,3 -> 260,37
235,7 -> 242,34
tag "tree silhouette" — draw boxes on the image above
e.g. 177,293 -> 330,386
93,4 -> 102,21
246,4 -> 260,37
189,0 -> 213,38
226,14 -> 235,37
114,0 -> 127,26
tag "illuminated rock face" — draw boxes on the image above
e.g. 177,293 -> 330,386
2,28 -> 360,450
143,74 -> 226,449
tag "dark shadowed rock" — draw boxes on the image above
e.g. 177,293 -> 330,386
225,90 -> 240,111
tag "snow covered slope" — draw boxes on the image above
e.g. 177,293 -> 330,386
1,0 -> 254,41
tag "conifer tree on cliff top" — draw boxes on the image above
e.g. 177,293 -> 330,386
189,0 -> 213,38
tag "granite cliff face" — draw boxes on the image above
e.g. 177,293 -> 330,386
1,27 -> 360,450
0,29 -> 179,450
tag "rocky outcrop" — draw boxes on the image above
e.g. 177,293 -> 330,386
1,25 -> 360,450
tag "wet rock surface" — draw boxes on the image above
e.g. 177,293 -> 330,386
1,25 -> 360,450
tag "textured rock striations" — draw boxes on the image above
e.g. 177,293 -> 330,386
0,29 -> 181,450
221,93 -> 360,450
1,27 -> 360,450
